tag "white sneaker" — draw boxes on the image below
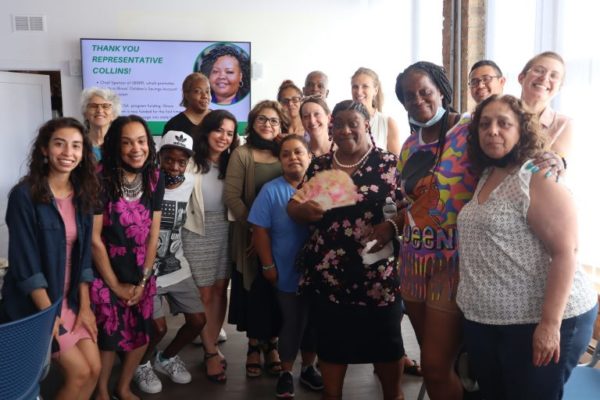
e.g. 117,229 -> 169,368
192,334 -> 203,345
193,328 -> 227,345
133,360 -> 162,394
154,351 -> 192,384
218,328 -> 227,343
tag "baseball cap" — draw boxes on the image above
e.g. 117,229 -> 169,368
160,130 -> 194,156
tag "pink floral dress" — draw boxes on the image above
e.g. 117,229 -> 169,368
91,169 -> 164,351
298,149 -> 402,307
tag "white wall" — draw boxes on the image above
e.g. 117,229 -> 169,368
0,0 -> 443,137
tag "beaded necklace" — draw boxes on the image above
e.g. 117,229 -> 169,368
332,145 -> 372,169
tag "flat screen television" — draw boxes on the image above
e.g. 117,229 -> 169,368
81,38 -> 251,135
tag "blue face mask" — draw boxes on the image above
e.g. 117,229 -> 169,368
409,106 -> 446,128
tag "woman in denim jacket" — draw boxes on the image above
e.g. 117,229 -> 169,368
0,117 -> 101,400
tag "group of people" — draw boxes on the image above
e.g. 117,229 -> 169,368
0,50 -> 597,400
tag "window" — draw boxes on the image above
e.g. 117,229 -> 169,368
487,0 -> 600,288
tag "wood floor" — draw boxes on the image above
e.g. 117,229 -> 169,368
41,315 -> 427,400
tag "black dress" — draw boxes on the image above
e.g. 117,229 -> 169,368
298,148 -> 404,363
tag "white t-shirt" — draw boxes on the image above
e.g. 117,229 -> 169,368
154,173 -> 194,288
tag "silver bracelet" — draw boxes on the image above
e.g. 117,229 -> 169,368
386,218 -> 400,239
261,264 -> 276,271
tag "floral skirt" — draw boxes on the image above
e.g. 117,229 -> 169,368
90,277 -> 156,352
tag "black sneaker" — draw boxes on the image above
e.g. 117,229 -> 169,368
276,371 -> 295,398
300,365 -> 323,391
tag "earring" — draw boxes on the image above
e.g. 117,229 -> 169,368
43,156 -> 48,164
239,80 -> 244,88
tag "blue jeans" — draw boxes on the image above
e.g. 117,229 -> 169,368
463,304 -> 597,400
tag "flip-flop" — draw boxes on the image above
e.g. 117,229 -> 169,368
404,358 -> 422,376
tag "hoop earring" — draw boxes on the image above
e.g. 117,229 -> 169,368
239,80 -> 244,88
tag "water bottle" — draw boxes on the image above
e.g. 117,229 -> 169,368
382,197 -> 397,220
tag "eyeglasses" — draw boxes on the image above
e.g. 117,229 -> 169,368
468,75 -> 500,87
528,65 -> 562,83
280,96 -> 302,106
256,115 -> 280,126
87,103 -> 113,110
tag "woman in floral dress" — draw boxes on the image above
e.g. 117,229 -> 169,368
91,115 -> 164,400
288,100 -> 404,400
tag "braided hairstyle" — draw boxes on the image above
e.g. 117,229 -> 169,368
395,62 -> 455,172
395,61 -> 453,110
330,100 -> 377,154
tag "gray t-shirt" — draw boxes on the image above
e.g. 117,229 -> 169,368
201,165 -> 225,212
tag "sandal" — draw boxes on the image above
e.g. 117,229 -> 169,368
246,342 -> 263,378
403,357 -> 422,377
204,344 -> 228,370
204,352 -> 227,383
263,340 -> 283,376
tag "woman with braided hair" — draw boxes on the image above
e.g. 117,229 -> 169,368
391,61 -> 566,399
289,100 -> 405,400
392,61 -> 475,400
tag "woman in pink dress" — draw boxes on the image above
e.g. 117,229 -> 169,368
91,115 -> 164,400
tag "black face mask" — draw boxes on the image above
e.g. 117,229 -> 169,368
485,146 -> 518,168
246,132 -> 279,155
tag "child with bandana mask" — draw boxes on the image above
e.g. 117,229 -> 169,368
133,130 -> 207,394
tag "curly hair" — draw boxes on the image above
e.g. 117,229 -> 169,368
80,87 -> 121,128
395,61 -> 454,110
198,43 -> 251,100
191,110 -> 239,179
468,95 -> 548,174
100,115 -> 158,200
21,117 -> 100,212
352,67 -> 384,112
180,72 -> 210,108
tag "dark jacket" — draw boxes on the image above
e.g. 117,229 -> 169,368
0,182 -> 94,321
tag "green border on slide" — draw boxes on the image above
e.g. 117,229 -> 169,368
148,121 -> 247,136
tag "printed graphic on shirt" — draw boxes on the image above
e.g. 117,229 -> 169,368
156,199 -> 187,276
397,115 -> 476,301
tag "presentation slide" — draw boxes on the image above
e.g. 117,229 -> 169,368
81,38 -> 251,135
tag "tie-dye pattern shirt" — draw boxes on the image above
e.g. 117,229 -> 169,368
397,113 -> 477,302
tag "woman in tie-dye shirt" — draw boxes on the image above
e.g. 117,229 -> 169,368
392,61 -> 476,400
